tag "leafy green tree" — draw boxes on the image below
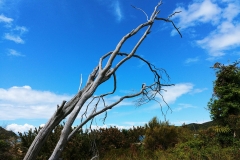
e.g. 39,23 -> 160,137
208,61 -> 240,139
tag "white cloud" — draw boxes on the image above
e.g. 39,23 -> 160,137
196,22 -> 240,57
160,83 -> 194,104
172,0 -> 221,30
172,0 -> 240,58
4,33 -> 24,43
0,86 -> 135,121
184,57 -> 199,64
222,3 -> 240,21
0,86 -> 72,120
7,49 -> 24,56
0,14 -> 28,44
0,14 -> 13,23
6,123 -> 35,133
40,124 -> 45,128
145,83 -> 194,110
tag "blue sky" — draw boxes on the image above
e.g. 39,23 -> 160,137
1,0 -> 240,133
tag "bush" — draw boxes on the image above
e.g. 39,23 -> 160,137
144,117 -> 188,151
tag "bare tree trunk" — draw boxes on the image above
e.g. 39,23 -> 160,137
23,92 -> 81,160
23,1 -> 182,159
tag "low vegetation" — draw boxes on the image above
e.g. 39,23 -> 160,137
1,117 -> 240,160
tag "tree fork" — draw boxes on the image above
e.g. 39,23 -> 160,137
23,1 -> 181,159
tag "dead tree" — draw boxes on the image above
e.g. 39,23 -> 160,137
23,1 -> 181,159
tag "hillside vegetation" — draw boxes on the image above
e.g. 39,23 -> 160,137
1,118 -> 240,160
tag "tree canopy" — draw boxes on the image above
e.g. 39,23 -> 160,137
208,61 -> 240,135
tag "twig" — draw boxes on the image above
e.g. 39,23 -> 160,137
155,17 -> 182,38
131,5 -> 149,21
168,11 -> 181,19
68,86 -> 146,140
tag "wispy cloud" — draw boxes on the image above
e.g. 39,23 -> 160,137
0,14 -> 13,23
190,88 -> 208,94
97,0 -> 123,22
4,33 -> 25,43
196,22 -> 240,57
172,0 -> 240,59
7,49 -> 25,56
0,13 -> 28,44
184,57 -> 199,64
160,83 -> 194,104
0,86 -> 72,120
147,83 -> 194,110
172,0 -> 221,31
173,103 -> 197,112
137,60 -> 145,68
14,26 -> 28,34
112,1 -> 123,22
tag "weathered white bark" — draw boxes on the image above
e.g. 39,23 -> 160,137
23,1 -> 182,159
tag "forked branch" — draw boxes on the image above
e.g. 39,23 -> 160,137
24,1 -> 182,159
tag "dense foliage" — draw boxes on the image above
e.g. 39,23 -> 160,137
2,116 -> 240,159
208,61 -> 240,140
208,61 -> 240,122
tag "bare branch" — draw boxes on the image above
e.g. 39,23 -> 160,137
131,5 -> 149,20
24,1 -> 181,159
81,72 -> 116,123
110,24 -> 153,74
90,155 -> 99,160
168,11 -> 181,19
150,0 -> 162,20
99,72 -> 117,97
118,53 -> 171,83
81,97 -> 95,123
103,21 -> 153,72
56,101 -> 67,113
99,52 -> 112,71
155,16 -> 182,38
68,85 -> 146,140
